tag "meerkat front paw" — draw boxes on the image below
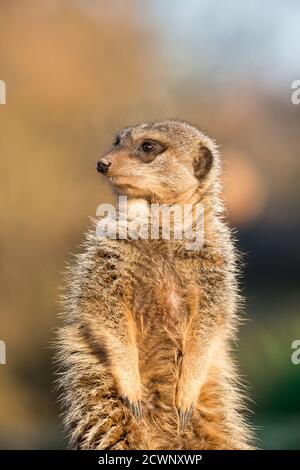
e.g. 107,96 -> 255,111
116,370 -> 143,421
123,396 -> 142,421
176,393 -> 196,430
121,385 -> 142,421
176,375 -> 200,430
178,403 -> 195,430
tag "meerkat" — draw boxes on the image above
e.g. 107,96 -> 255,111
56,120 -> 253,450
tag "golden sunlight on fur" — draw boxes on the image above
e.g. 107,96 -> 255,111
56,120 -> 254,450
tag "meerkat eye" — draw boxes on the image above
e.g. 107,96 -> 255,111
138,140 -> 167,162
141,141 -> 155,153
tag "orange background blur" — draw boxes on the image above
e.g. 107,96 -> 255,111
0,0 -> 299,449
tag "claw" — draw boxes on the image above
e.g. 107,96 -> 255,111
186,403 -> 194,423
178,403 -> 194,430
123,396 -> 142,421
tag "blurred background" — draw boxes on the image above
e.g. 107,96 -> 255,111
0,0 -> 299,449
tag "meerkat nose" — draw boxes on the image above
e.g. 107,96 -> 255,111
97,160 -> 112,174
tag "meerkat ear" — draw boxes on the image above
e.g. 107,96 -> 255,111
193,144 -> 213,179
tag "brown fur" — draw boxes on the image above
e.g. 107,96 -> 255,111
56,120 -> 254,449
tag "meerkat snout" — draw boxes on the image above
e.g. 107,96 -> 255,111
97,160 -> 111,174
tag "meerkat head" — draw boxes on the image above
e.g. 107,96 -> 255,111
97,120 -> 220,204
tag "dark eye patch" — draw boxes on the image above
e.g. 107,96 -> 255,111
138,139 -> 167,163
113,134 -> 121,147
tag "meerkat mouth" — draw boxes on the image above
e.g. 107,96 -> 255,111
110,179 -> 139,191
109,176 -> 147,193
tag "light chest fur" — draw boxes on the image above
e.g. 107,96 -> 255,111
125,245 -> 201,417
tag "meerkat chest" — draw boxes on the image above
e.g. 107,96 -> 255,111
132,256 -> 193,328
